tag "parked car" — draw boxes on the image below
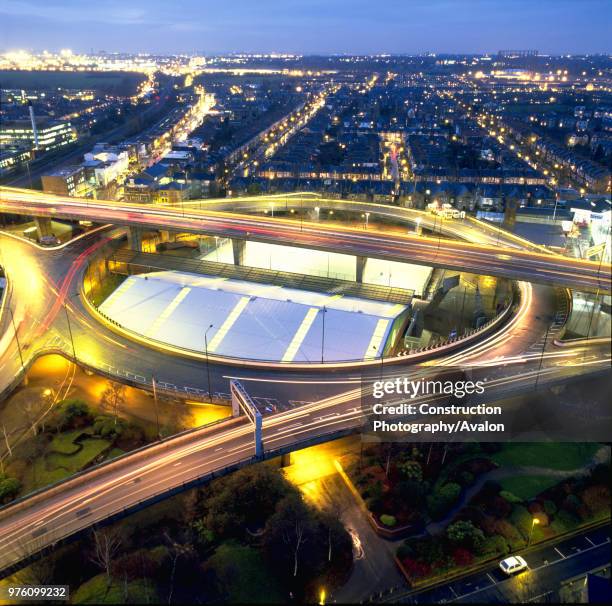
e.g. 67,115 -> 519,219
499,556 -> 528,575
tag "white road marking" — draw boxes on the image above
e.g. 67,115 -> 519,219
554,547 -> 566,559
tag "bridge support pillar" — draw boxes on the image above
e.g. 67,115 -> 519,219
159,230 -> 172,243
232,238 -> 246,266
230,380 -> 263,458
356,256 -> 368,283
128,226 -> 143,252
280,452 -> 292,467
34,217 -> 53,239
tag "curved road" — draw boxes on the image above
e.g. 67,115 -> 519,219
1,187 -> 610,293
0,202 -> 609,575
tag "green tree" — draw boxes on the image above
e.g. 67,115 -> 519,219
398,460 -> 423,482
427,483 -> 461,520
204,465 -> 293,538
447,520 -> 485,551
0,474 -> 21,502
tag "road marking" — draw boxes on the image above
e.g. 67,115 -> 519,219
448,586 -> 459,598
214,447 -> 223,452
486,573 -> 497,585
172,462 -> 182,467
554,547 -> 566,559
585,536 -> 596,546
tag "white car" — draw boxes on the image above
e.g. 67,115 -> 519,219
499,556 -> 528,575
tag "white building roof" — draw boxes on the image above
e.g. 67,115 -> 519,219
99,271 -> 407,362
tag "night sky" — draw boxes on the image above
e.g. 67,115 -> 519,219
1,0 -> 610,55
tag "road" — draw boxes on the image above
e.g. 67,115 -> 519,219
383,524 -> 611,604
0,357 -> 608,576
0,213 -> 609,574
1,187 -> 610,293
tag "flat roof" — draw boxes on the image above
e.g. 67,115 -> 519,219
99,271 -> 407,362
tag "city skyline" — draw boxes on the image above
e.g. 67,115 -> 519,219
1,0 -> 611,56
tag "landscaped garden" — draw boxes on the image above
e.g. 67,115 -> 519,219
1,396 -> 149,502
3,463 -> 355,604
344,442 -> 497,533
393,442 -> 609,585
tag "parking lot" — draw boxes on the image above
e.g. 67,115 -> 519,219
379,524 -> 611,604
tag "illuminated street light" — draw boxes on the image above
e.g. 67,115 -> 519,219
204,324 -> 214,400
528,516 -> 540,546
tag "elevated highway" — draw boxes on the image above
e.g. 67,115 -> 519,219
0,358 -> 609,576
1,187 -> 610,293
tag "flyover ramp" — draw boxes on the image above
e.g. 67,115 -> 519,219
0,187 -> 609,293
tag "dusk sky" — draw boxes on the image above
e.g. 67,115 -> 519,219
1,0 -> 611,55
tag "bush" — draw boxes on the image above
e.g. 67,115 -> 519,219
0,474 -> 21,502
500,490 -> 523,504
398,460 -> 423,482
543,500 -> 558,516
452,547 -> 474,567
93,415 -> 125,439
447,520 -> 485,551
380,514 -> 397,527
427,482 -> 461,520
509,505 -> 533,539
479,534 -> 509,556
54,399 -> 91,430
459,471 -> 474,487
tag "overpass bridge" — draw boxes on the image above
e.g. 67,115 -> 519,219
1,187 -> 610,293
0,360 -> 608,577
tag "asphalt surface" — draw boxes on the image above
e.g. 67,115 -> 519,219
386,524 -> 611,604
0,215 -> 609,575
1,188 -> 610,293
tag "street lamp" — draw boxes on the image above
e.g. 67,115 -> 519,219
320,306 -> 327,363
365,212 -> 370,229
204,324 -> 214,400
7,306 -> 25,372
528,517 -> 540,546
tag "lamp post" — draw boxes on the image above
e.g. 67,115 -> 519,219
415,217 -> 421,235
534,319 -> 552,390
528,517 -> 540,546
7,307 -> 25,371
204,324 -> 214,400
63,302 -> 76,362
320,306 -> 327,363
315,206 -> 320,221
365,212 -> 370,230
151,375 -> 161,440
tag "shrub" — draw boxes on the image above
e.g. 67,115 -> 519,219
93,415 -> 125,439
398,460 -> 423,482
452,547 -> 474,567
0,474 -> 21,502
447,520 -> 485,551
543,500 -> 558,516
479,534 -> 509,556
580,485 -> 610,516
459,471 -> 474,487
500,490 -> 523,504
54,399 -> 91,430
427,482 -> 461,520
380,514 -> 397,527
509,505 -> 533,539
401,557 -> 431,580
